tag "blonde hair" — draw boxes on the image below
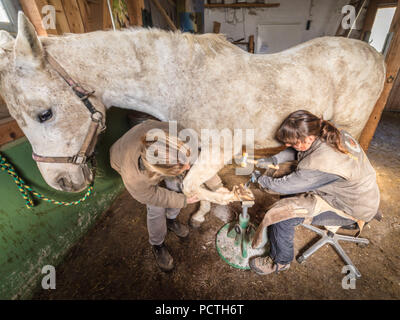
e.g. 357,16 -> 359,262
140,130 -> 191,177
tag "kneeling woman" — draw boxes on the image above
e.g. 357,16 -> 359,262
250,110 -> 380,275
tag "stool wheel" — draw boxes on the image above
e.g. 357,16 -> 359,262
357,242 -> 368,248
297,255 -> 305,264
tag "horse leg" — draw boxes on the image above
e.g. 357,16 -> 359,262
183,152 -> 236,227
183,151 -> 235,203
190,200 -> 211,228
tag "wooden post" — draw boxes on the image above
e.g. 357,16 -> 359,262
248,35 -> 254,53
76,0 -> 89,32
165,0 -> 176,7
360,0 -> 378,40
385,70 -> 400,111
47,0 -> 71,34
19,0 -> 51,36
80,0 -> 103,32
103,0 -> 113,30
62,0 -> 85,33
127,0 -> 145,26
359,1 -> 400,151
204,3 -> 280,8
213,21 -> 221,33
149,0 -> 177,31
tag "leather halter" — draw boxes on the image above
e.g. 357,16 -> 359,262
32,53 -> 106,165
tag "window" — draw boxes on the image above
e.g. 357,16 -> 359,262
0,0 -> 20,34
369,7 -> 396,53
0,2 -> 10,23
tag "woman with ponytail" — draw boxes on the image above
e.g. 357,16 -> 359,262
249,110 -> 380,276
110,120 -> 223,272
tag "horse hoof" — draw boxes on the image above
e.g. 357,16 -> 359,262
189,217 -> 204,229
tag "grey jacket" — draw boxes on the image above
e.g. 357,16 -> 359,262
258,131 -> 380,222
110,120 -> 222,208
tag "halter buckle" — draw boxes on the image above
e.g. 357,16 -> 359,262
79,90 -> 96,101
72,154 -> 87,165
92,111 -> 106,132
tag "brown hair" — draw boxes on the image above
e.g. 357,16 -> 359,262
276,110 -> 348,154
140,130 -> 191,177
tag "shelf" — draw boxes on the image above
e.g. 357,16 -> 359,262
205,3 -> 280,9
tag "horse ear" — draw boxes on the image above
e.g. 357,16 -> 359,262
0,30 -> 14,47
0,31 -> 13,71
14,11 -> 44,69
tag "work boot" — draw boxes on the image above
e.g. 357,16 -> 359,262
249,256 -> 290,275
167,218 -> 189,238
152,243 -> 174,272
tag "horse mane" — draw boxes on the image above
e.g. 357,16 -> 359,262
0,31 -> 13,71
177,30 -> 243,56
41,27 -> 244,57
0,31 -> 13,52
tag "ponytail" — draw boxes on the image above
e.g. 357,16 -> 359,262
276,110 -> 348,154
140,131 -> 191,178
320,120 -> 348,154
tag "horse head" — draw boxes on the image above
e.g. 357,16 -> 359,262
0,12 -> 105,192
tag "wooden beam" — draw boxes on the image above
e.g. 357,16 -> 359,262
127,0 -> 145,26
84,0 -> 104,32
0,119 -> 24,147
377,1 -> 398,8
360,0 -> 379,40
62,0 -> 85,33
77,0 -> 90,32
47,0 -> 71,34
205,3 -> 280,9
19,0 -> 50,36
213,21 -> 221,33
150,0 -> 177,31
359,1 -> 400,150
249,35 -> 254,53
165,0 -> 176,7
385,70 -> 400,111
103,0 -> 113,30
255,146 -> 286,157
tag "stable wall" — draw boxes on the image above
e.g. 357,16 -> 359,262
0,108 -> 130,299
204,0 -> 350,53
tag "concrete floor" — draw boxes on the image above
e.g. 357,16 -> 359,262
33,111 -> 400,300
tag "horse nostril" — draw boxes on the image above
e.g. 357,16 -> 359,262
58,177 -> 65,188
57,177 -> 72,191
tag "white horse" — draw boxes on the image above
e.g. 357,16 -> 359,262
0,13 -> 385,224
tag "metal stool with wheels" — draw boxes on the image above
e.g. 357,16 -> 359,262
296,223 -> 369,279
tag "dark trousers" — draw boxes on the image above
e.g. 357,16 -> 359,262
268,211 -> 355,265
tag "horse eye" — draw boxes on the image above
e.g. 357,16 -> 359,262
38,109 -> 53,123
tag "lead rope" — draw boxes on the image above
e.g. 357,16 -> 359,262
0,152 -> 94,209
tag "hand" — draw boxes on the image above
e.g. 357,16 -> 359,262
187,195 -> 200,204
250,170 -> 262,183
256,157 -> 275,169
215,186 -> 230,194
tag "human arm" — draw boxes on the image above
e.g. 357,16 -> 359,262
122,172 -> 187,208
256,148 -> 297,168
257,168 -> 343,195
